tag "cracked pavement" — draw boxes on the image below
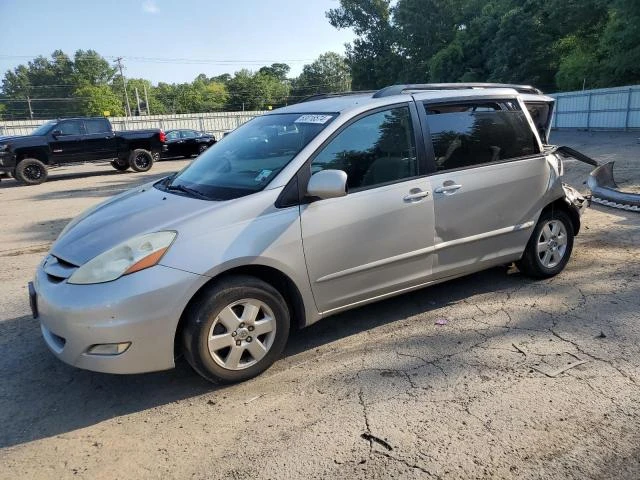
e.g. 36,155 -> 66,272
1,131 -> 639,479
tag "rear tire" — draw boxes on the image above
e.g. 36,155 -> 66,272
111,159 -> 129,171
182,275 -> 290,384
15,158 -> 48,185
517,209 -> 574,278
128,149 -> 154,172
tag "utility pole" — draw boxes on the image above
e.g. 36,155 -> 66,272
143,84 -> 151,115
26,96 -> 33,119
115,57 -> 132,117
135,87 -> 142,116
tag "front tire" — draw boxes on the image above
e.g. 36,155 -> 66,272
182,275 -> 290,384
128,149 -> 154,172
15,158 -> 48,185
517,210 -> 574,278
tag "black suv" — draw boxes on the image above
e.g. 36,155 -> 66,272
0,117 -> 166,185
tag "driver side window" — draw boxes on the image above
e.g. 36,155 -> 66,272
57,120 -> 82,135
311,106 -> 418,192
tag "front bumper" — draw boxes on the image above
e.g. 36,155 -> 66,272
0,150 -> 16,172
33,263 -> 207,374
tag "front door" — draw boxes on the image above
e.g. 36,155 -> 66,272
180,130 -> 199,156
164,130 -> 184,157
49,120 -> 84,164
300,104 -> 435,313
420,99 -> 549,278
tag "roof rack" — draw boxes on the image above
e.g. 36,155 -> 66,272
300,90 -> 376,103
372,83 -> 543,98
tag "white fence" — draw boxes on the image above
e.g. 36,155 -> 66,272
551,85 -> 640,130
0,111 -> 266,138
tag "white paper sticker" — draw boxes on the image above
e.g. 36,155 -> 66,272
255,169 -> 273,182
294,114 -> 333,124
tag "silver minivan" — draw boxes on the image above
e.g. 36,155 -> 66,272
30,84 -> 586,383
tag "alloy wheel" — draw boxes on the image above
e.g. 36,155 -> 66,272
24,164 -> 43,180
207,298 -> 277,370
536,219 -> 568,269
134,153 -> 150,169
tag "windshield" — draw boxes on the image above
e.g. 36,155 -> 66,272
161,113 -> 336,200
31,120 -> 56,136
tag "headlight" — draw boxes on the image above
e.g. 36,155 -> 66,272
0,144 -> 8,152
67,231 -> 176,285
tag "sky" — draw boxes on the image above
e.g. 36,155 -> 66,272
0,0 -> 355,84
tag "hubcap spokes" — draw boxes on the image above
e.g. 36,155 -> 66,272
537,220 -> 568,268
25,165 -> 42,179
135,154 -> 149,168
207,299 -> 276,370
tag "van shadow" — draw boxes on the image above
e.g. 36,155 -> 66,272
0,266 -> 522,449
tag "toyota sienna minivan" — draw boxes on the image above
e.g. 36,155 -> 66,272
30,84 -> 586,383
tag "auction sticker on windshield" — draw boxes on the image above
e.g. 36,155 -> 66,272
294,114 -> 333,124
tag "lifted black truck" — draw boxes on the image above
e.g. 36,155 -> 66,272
0,117 -> 166,185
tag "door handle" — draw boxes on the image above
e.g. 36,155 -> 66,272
434,184 -> 462,194
403,189 -> 430,202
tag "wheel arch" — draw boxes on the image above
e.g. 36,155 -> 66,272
541,197 -> 581,235
127,141 -> 152,153
174,264 -> 307,357
15,147 -> 49,165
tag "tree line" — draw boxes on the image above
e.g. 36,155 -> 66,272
1,0 -> 638,120
328,0 -> 640,91
0,51 -> 351,119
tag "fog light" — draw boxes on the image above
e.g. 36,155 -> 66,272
87,342 -> 131,356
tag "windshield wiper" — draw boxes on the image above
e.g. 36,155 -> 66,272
166,183 -> 211,200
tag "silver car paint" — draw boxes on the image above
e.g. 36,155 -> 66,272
36,264 -> 207,373
35,88 -> 572,374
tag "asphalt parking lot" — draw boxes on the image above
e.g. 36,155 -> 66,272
1,132 -> 639,479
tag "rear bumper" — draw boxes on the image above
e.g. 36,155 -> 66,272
563,183 -> 587,216
34,263 -> 207,374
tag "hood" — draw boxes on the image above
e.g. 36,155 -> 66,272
51,184 -> 224,265
0,134 -> 36,143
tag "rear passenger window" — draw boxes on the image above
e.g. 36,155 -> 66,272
85,119 -> 110,134
424,101 -> 539,171
311,106 -> 418,191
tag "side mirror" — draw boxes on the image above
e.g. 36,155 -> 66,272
51,129 -> 62,138
307,169 -> 348,200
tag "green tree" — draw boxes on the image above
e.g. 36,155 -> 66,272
258,63 -> 291,81
201,82 -> 229,111
292,52 -> 351,99
121,78 -> 166,115
227,69 -> 289,110
327,0 -> 405,89
598,0 -> 640,87
73,50 -> 117,86
75,84 -> 124,116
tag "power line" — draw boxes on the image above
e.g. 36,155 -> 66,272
0,54 -> 316,64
